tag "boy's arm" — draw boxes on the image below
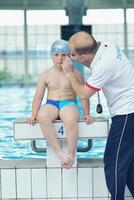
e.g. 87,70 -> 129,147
28,72 -> 47,124
74,69 -> 94,124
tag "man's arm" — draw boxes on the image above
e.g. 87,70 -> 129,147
62,57 -> 95,99
66,71 -> 95,99
74,69 -> 94,123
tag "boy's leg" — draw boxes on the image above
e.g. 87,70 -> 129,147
59,106 -> 79,168
38,105 -> 71,166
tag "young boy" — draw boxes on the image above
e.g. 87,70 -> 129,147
28,39 -> 93,169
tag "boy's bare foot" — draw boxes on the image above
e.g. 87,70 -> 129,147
57,151 -> 71,167
63,156 -> 74,169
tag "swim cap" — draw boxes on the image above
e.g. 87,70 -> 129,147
51,39 -> 70,55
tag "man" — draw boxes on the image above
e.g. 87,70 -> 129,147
62,31 -> 134,199
28,39 -> 93,169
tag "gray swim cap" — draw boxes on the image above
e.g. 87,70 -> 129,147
51,39 -> 70,55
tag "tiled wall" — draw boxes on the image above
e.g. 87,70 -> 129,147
0,160 -> 133,200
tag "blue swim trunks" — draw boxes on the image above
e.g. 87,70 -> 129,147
46,99 -> 77,110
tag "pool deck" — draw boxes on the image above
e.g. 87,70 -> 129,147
0,158 -> 104,169
0,159 -> 132,200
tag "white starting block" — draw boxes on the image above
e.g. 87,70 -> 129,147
13,118 -> 109,167
13,118 -> 108,140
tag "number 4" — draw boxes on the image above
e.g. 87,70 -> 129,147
58,126 -> 64,135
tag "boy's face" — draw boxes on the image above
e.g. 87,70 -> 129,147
52,53 -> 69,65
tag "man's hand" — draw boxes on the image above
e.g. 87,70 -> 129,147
62,57 -> 74,74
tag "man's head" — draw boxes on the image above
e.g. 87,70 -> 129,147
51,39 -> 70,55
69,31 -> 98,66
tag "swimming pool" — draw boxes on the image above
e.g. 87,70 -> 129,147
0,86 -> 110,160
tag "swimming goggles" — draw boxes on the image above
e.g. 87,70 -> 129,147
51,46 -> 70,55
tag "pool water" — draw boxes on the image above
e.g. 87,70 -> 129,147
0,86 -> 110,160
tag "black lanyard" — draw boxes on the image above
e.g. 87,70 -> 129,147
96,92 -> 103,114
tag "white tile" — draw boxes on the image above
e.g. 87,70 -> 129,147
125,186 -> 133,198
78,199 -> 92,200
93,168 -> 108,198
32,169 -> 46,198
47,141 -> 62,167
1,169 -> 16,198
47,168 -> 62,198
63,199 -> 78,200
34,199 -> 46,200
94,198 -> 108,200
16,169 -> 31,198
63,168 -> 77,198
78,168 -> 92,198
48,199 -> 78,200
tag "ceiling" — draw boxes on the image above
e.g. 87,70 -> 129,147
0,0 -> 134,10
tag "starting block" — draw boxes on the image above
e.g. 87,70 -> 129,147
13,118 -> 108,140
13,118 -> 109,167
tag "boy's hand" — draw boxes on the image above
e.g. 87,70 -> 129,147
27,117 -> 37,125
83,114 -> 94,124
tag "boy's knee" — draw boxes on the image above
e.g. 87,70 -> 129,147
38,110 -> 48,123
38,110 -> 43,121
65,117 -> 78,129
38,109 -> 56,125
